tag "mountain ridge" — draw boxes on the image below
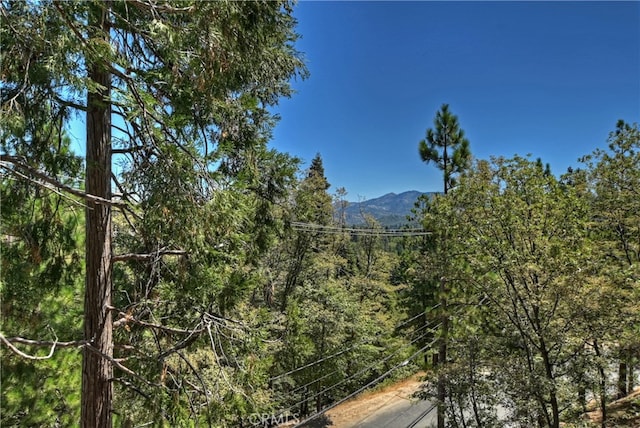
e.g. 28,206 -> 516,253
339,190 -> 435,227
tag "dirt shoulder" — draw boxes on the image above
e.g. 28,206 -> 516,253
585,387 -> 640,427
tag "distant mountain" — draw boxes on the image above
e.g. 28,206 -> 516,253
339,191 -> 435,227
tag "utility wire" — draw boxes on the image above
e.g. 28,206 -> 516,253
395,303 -> 441,331
281,299 -> 486,427
287,368 -> 341,396
405,403 -> 438,428
259,323 -> 442,427
291,221 -> 431,237
293,336 -> 441,428
269,302 -> 442,383
269,339 -> 371,382
269,304 -> 443,407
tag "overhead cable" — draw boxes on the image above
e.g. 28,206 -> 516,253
269,302 -> 442,383
291,221 -> 431,237
259,323 -> 442,427
292,336 -> 440,428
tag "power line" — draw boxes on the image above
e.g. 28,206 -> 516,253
395,303 -> 441,331
293,336 -> 441,428
291,221 -> 431,237
269,306 -> 443,408
279,300 -> 486,427
405,403 -> 438,428
269,339 -> 371,382
260,323 -> 442,427
287,368 -> 341,396
269,303 -> 442,383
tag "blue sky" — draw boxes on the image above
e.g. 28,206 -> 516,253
269,1 -> 640,201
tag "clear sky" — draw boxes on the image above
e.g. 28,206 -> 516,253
269,1 -> 640,201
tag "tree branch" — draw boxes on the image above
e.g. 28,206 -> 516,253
128,0 -> 195,15
84,344 -> 161,389
53,95 -> 87,112
1,155 -> 127,208
112,249 -> 187,263
111,377 -> 151,399
113,311 -> 204,336
0,332 -> 87,360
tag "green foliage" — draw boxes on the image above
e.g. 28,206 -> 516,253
1,349 -> 82,427
4,1 -> 637,425
2,0 -> 308,425
1,113 -> 84,424
1,239 -> 83,427
580,120 -> 640,403
409,125 -> 640,426
451,155 -> 592,427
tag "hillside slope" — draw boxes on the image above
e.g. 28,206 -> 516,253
342,191 -> 433,227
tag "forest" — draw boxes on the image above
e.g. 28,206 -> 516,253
1,1 -> 638,427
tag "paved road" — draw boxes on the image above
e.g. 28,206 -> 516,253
297,398 -> 437,428
349,398 -> 437,428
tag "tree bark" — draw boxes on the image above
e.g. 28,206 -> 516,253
593,339 -> 607,428
81,2 -> 113,427
618,358 -> 628,398
437,276 -> 447,428
540,339 -> 560,428
437,134 -> 449,428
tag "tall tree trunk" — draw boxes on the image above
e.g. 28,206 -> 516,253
618,356 -> 628,398
81,2 -> 113,427
437,138 -> 449,428
593,339 -> 607,428
540,341 -> 560,428
437,276 -> 447,428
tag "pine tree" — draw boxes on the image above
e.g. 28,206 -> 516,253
280,154 -> 332,310
417,103 -> 471,428
419,104 -> 471,194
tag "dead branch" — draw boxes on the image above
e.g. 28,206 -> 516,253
84,344 -> 162,389
112,249 -> 187,263
0,332 -> 86,360
114,311 -> 204,336
111,377 -> 151,399
157,327 -> 204,360
0,155 -> 127,208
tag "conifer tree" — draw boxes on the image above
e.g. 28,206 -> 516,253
419,104 -> 471,194
417,103 -> 471,428
280,153 -> 332,310
1,1 -> 307,425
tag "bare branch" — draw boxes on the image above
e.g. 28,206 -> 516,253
84,344 -> 161,389
128,0 -> 195,15
53,95 -> 87,112
0,332 -> 86,360
1,335 -> 89,348
157,326 -> 204,360
1,155 -> 127,208
111,377 -> 150,399
3,166 -> 89,209
114,311 -> 204,336
112,146 -> 147,155
112,249 -> 187,263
